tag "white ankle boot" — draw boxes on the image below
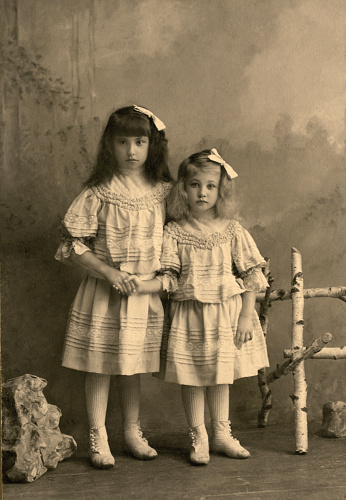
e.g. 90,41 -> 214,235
123,421 -> 157,460
210,420 -> 250,459
89,425 -> 115,468
188,423 -> 210,465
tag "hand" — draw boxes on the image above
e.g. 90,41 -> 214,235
234,313 -> 253,349
107,269 -> 136,295
126,275 -> 146,294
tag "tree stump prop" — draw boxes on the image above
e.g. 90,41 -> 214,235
2,374 -> 77,483
322,401 -> 346,438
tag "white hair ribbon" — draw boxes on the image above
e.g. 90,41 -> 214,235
208,148 -> 238,179
133,105 -> 166,131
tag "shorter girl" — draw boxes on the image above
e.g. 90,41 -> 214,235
156,149 -> 269,465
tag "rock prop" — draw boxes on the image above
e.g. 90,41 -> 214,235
322,401 -> 346,438
2,374 -> 77,482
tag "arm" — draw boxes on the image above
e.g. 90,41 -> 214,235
231,225 -> 268,348
71,249 -> 135,295
126,275 -> 163,294
234,290 -> 256,349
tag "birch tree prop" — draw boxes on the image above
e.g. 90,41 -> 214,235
254,250 -> 345,450
291,248 -> 308,454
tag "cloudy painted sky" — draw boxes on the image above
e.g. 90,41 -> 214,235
21,0 -> 345,153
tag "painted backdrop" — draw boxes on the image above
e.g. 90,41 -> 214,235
1,0 -> 345,444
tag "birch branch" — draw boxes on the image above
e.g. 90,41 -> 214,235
266,333 -> 333,383
257,259 -> 273,428
256,286 -> 346,303
284,345 -> 345,359
257,369 -> 272,428
258,259 -> 273,337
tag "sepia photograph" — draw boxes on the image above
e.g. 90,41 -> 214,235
1,0 -> 345,498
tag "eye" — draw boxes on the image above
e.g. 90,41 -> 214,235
115,138 -> 127,145
207,184 -> 217,189
136,137 -> 148,146
189,182 -> 199,188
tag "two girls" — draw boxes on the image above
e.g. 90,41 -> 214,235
57,105 -> 268,468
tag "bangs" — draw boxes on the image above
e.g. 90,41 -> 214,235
113,114 -> 151,137
185,163 -> 199,179
185,161 -> 221,180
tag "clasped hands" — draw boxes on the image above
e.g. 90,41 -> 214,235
109,270 -> 146,295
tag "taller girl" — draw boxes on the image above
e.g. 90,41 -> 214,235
55,105 -> 172,468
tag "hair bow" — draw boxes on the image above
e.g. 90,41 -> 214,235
133,105 -> 166,131
208,148 -> 238,179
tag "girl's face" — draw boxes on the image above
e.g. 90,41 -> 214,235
113,136 -> 149,171
185,165 -> 221,214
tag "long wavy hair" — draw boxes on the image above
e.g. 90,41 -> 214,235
167,149 -> 235,221
84,105 -> 172,187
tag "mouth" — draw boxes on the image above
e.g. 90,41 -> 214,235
197,200 -> 208,204
127,159 -> 138,162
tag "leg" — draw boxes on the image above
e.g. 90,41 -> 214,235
206,384 -> 229,421
206,384 -> 250,459
85,372 -> 115,468
117,374 -> 157,460
181,385 -> 209,465
117,373 -> 140,424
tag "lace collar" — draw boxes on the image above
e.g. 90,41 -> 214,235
93,182 -> 171,210
165,220 -> 240,249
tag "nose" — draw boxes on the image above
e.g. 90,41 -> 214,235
127,142 -> 136,157
199,186 -> 207,198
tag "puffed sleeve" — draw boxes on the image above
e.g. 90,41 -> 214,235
231,225 -> 268,292
55,188 -> 101,262
157,227 -> 181,293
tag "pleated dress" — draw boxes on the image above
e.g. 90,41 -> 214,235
55,175 -> 171,376
157,219 -> 270,386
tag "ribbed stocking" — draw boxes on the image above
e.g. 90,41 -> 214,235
117,374 -> 140,424
85,372 -> 111,429
181,385 -> 205,427
206,384 -> 229,421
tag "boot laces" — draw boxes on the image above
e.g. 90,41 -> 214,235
226,421 -> 240,445
90,429 -> 100,452
135,425 -> 148,445
188,428 -> 198,448
90,428 -> 109,453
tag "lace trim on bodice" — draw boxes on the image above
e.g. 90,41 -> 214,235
93,182 -> 171,210
164,220 -> 240,249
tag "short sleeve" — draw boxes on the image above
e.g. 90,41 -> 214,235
159,227 -> 181,293
62,188 -> 100,237
55,188 -> 101,262
161,228 -> 181,274
232,225 -> 268,292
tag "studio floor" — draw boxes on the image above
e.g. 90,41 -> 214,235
2,424 -> 346,500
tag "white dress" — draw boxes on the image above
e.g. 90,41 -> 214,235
156,218 -> 269,386
55,175 -> 171,376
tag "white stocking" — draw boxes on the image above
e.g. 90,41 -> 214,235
85,372 -> 111,429
181,385 -> 205,427
206,384 -> 229,422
